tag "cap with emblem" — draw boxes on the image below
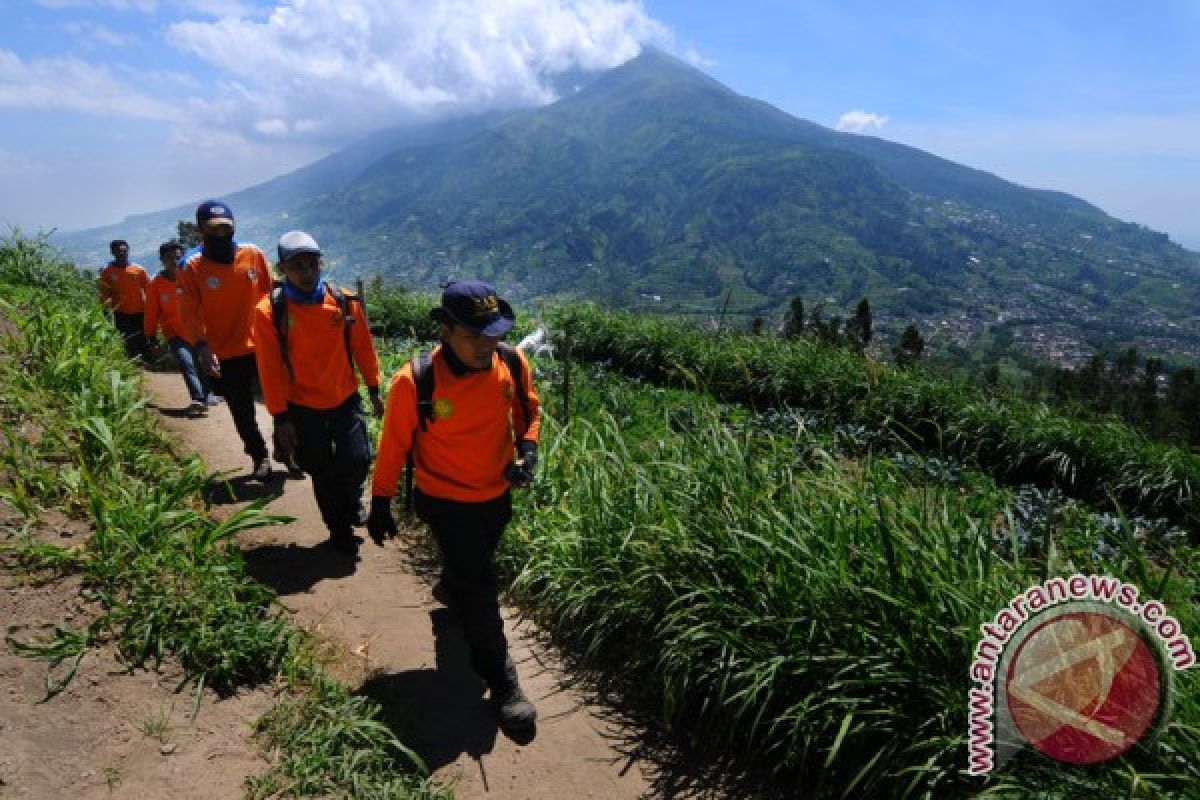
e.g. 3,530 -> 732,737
430,280 -> 515,337
196,199 -> 235,227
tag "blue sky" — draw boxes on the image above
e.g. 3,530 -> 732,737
2,1 -> 1199,248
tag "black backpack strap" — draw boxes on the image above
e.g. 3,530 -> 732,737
404,349 -> 435,513
328,284 -> 358,373
498,342 -> 532,440
270,284 -> 293,382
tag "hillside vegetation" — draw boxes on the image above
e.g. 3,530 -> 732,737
0,234 -> 443,799
371,284 -> 1197,795
56,48 -> 1200,361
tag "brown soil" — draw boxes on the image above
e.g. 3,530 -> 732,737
137,369 -> 660,798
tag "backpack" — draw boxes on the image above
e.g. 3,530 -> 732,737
403,342 -> 530,511
270,282 -> 358,381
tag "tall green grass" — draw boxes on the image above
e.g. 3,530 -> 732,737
499,381 -> 1197,796
2,233 -> 441,798
546,304 -> 1200,533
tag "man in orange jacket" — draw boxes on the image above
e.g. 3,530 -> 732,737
253,231 -> 385,554
366,280 -> 541,733
98,239 -> 149,359
145,241 -> 217,413
178,200 -> 273,479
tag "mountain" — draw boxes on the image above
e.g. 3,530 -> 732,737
56,48 -> 1200,363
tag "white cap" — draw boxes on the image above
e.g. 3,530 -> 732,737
278,230 -> 321,262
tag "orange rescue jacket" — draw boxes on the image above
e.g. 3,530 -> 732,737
143,272 -> 186,340
98,263 -> 148,314
372,344 -> 541,503
178,245 -> 272,359
252,286 -> 382,416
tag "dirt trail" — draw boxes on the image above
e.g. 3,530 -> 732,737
142,369 -> 656,799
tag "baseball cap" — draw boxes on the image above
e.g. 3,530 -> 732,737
430,280 -> 515,337
278,230 -> 322,263
196,200 -> 234,227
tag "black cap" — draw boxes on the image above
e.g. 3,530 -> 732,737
430,280 -> 515,336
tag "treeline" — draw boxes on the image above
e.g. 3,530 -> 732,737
1022,349 -> 1200,450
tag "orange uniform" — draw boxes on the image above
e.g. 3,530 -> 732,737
372,345 -> 540,503
252,287 -> 382,416
98,263 -> 148,313
143,272 -> 186,341
178,245 -> 272,359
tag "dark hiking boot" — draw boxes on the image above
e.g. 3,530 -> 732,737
327,530 -> 360,556
492,681 -> 537,731
431,578 -> 452,607
251,458 -> 271,481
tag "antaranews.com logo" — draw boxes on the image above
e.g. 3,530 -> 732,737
968,574 -> 1195,775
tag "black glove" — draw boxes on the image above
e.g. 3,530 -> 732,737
505,440 -> 538,488
366,495 -> 398,546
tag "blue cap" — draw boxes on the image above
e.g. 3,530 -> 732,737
196,199 -> 234,226
431,280 -> 515,337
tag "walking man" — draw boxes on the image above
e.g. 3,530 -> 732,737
178,200 -> 273,479
98,239 -> 149,359
144,241 -> 218,413
366,280 -> 541,732
252,231 -> 384,554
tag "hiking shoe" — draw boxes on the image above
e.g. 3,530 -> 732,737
431,579 -> 452,607
251,458 -> 271,481
492,682 -> 537,731
327,532 -> 360,556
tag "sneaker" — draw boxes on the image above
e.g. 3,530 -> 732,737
204,394 -> 222,407
187,401 -> 208,414
251,458 -> 271,481
492,681 -> 537,731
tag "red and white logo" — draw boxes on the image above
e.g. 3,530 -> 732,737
1003,607 -> 1162,765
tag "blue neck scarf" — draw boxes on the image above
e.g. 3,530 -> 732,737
283,277 -> 326,304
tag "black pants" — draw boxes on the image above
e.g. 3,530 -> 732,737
415,488 -> 514,689
290,394 -> 372,538
113,311 -> 146,359
210,353 -> 268,460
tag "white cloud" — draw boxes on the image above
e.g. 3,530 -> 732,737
168,0 -> 669,142
36,0 -> 158,10
63,21 -> 140,48
0,49 -> 181,120
683,45 -> 715,69
0,147 -> 51,176
836,109 -> 889,133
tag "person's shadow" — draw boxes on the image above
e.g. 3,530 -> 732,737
241,540 -> 358,594
206,471 -> 290,504
359,607 -> 537,778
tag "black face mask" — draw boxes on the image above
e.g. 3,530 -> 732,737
202,234 -> 237,264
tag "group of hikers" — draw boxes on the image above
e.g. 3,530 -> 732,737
97,199 -> 542,732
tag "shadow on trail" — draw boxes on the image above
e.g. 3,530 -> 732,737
241,540 -> 358,594
358,608 -> 536,778
147,401 -> 205,420
205,473 -> 290,505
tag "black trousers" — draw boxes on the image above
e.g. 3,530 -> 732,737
290,393 -> 372,537
210,353 -> 268,460
113,311 -> 146,359
415,488 -> 514,689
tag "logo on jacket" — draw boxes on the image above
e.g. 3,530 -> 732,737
433,398 -> 454,420
206,276 -> 220,289
247,270 -> 257,282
